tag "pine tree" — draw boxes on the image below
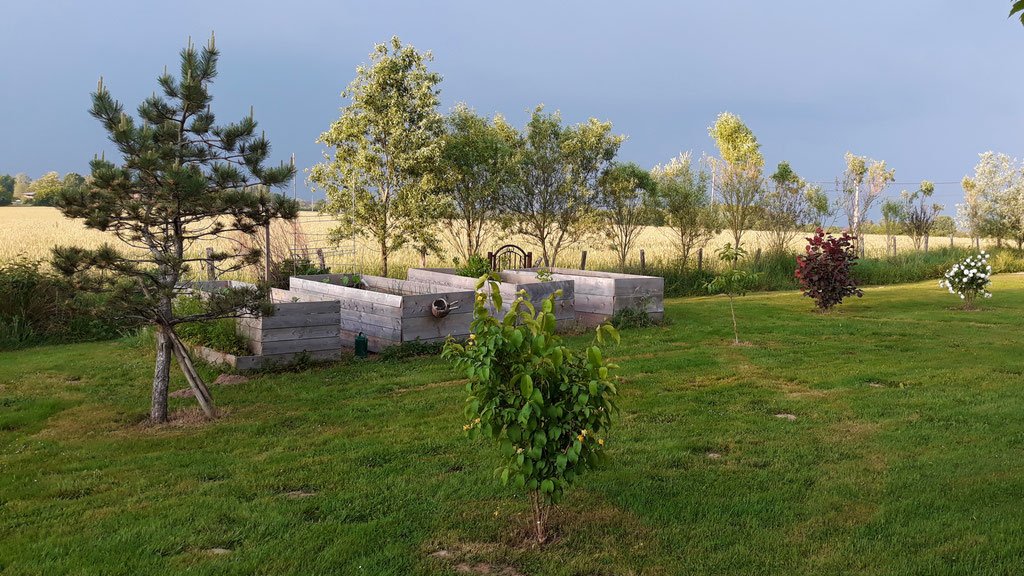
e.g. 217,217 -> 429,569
52,34 -> 298,423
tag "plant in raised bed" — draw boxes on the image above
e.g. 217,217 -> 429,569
453,253 -> 492,278
939,251 -> 992,310
705,244 -> 760,344
794,228 -> 863,312
443,275 -> 621,544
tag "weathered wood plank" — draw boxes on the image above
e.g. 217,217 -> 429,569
401,312 -> 474,341
255,336 -> 342,356
257,312 -> 340,329
338,328 -> 399,353
249,324 -> 340,343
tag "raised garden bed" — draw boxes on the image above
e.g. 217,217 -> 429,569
504,268 -> 664,326
405,268 -> 576,330
185,280 -> 343,370
287,274 -> 476,353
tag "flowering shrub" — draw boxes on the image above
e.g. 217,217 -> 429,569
939,251 -> 992,309
795,228 -> 863,311
443,275 -> 620,544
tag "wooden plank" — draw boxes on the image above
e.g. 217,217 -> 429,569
340,318 -> 401,341
291,276 -> 404,307
272,300 -> 340,316
400,290 -> 476,318
572,293 -> 615,315
400,312 -> 474,341
258,312 -> 340,329
287,289 -> 403,318
255,336 -> 341,356
339,328 -> 399,353
253,324 -> 340,343
338,308 -> 403,331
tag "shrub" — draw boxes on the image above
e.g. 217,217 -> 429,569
939,251 -> 992,309
270,257 -> 329,289
453,253 -> 491,278
377,338 -> 445,361
609,300 -> 654,329
795,228 -> 863,311
173,297 -> 250,356
0,258 -> 127,349
704,244 -> 760,344
443,275 -> 621,544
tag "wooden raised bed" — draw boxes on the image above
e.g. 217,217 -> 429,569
405,268 -> 576,330
504,268 -> 664,326
186,281 -> 343,370
287,274 -> 475,353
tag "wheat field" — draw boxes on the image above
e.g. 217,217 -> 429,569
0,207 -> 990,278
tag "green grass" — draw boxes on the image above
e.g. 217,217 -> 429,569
3,277 -> 1024,574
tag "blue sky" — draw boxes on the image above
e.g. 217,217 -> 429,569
2,1 -> 1022,214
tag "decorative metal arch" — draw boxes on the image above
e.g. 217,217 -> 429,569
487,244 -> 533,271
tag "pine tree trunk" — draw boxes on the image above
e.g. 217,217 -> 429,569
151,326 -> 173,423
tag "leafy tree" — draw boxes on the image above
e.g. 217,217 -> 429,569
795,229 -> 863,311
52,35 -> 298,423
650,153 -> 718,269
958,152 -> 1021,245
763,161 -> 830,253
0,174 -> 14,205
431,105 -> 516,261
28,171 -> 64,206
932,215 -> 956,237
443,275 -> 621,544
899,181 -> 943,251
598,161 -> 657,271
309,37 -> 444,277
502,106 -> 624,266
1012,1 -> 1024,26
840,152 -> 895,257
708,112 -> 764,251
879,197 -> 905,256
704,244 -> 760,344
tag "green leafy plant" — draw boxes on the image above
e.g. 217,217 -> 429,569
443,275 -> 621,544
453,253 -> 492,278
271,257 -> 328,289
535,268 -> 553,282
378,338 -> 446,362
704,244 -> 760,344
173,297 -> 250,356
609,299 -> 654,329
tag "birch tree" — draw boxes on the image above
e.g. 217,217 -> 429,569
708,112 -> 764,251
958,152 -> 1021,245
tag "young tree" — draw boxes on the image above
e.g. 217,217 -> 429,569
763,161 -> 830,253
708,112 -> 764,251
598,162 -> 657,271
795,229 -> 863,312
879,197 -> 905,257
431,105 -> 516,261
650,153 -> 718,270
0,174 -> 13,206
13,174 -> 30,200
704,244 -> 760,344
958,152 -> 1020,246
308,37 -> 444,277
52,35 -> 298,423
899,181 -> 943,251
840,152 -> 895,257
502,106 -> 624,266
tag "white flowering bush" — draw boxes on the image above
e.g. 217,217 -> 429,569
939,251 -> 993,309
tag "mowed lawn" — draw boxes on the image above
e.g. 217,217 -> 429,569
3,277 -> 1024,575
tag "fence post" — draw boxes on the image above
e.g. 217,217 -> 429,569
755,248 -> 762,262
924,234 -> 929,253
950,233 -> 954,248
640,249 -> 646,273
580,250 -> 587,270
487,251 -> 494,270
205,247 -> 215,280
316,248 -> 326,270
697,248 -> 703,271
526,252 -> 533,268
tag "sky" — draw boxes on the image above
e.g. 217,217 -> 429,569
2,0 -> 1023,216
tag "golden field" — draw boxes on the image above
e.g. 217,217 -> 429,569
0,207 -> 989,278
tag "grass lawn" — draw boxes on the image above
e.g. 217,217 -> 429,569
3,277 -> 1024,575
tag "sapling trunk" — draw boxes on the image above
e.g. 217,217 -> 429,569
729,294 -> 739,344
151,326 -> 173,423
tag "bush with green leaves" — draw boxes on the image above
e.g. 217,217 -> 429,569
173,297 -> 250,356
270,257 -> 329,289
453,253 -> 492,278
443,275 -> 621,544
704,244 -> 761,344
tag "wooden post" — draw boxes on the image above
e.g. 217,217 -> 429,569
697,248 -> 703,271
487,251 -> 494,270
316,248 -> 326,270
205,247 -> 215,280
924,234 -> 929,253
640,249 -> 646,273
526,252 -> 533,268
755,248 -> 762,262
580,250 -> 587,270
950,232 -> 954,248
